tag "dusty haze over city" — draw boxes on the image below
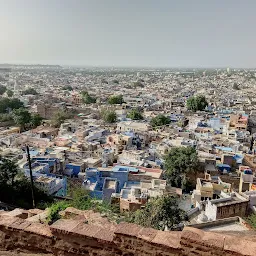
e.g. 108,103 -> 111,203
1,0 -> 256,68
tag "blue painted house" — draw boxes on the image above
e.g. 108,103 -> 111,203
83,166 -> 129,201
65,162 -> 85,176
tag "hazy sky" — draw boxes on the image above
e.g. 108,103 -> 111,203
1,0 -> 256,67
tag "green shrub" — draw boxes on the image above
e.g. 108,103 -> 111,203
186,95 -> 208,112
108,95 -> 123,104
127,109 -> 143,120
150,114 -> 170,128
247,214 -> 256,229
128,195 -> 185,230
46,201 -> 70,224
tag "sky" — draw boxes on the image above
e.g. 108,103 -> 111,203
1,0 -> 256,68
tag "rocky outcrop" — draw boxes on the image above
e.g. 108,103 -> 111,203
0,209 -> 255,256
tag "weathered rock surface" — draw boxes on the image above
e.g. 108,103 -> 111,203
0,251 -> 52,256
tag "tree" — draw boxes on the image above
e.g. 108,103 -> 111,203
127,109 -> 143,120
0,98 -> 24,113
0,98 -> 12,113
30,114 -> 43,128
15,173 -> 53,209
0,158 -> 19,187
6,89 -> 14,97
12,108 -> 31,131
81,91 -> 97,104
22,88 -> 38,95
0,85 -> 7,95
233,83 -> 240,90
63,85 -> 73,91
150,114 -> 170,128
108,95 -> 123,104
186,95 -> 208,112
51,110 -> 70,128
164,147 -> 198,190
101,110 -> 117,123
133,81 -> 144,88
101,79 -> 108,84
129,195 -> 185,230
113,79 -> 119,84
8,98 -> 24,111
0,158 -> 53,209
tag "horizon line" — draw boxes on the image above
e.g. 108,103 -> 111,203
0,62 -> 256,70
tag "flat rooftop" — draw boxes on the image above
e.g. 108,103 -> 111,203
188,217 -> 252,232
32,165 -> 45,172
36,176 -> 54,183
105,179 -> 116,189
203,222 -> 248,232
201,181 -> 213,188
125,181 -> 141,189
214,194 -> 248,207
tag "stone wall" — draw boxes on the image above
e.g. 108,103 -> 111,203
0,214 -> 255,256
216,201 -> 248,219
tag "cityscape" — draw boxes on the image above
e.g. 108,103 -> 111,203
1,1 -> 256,256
